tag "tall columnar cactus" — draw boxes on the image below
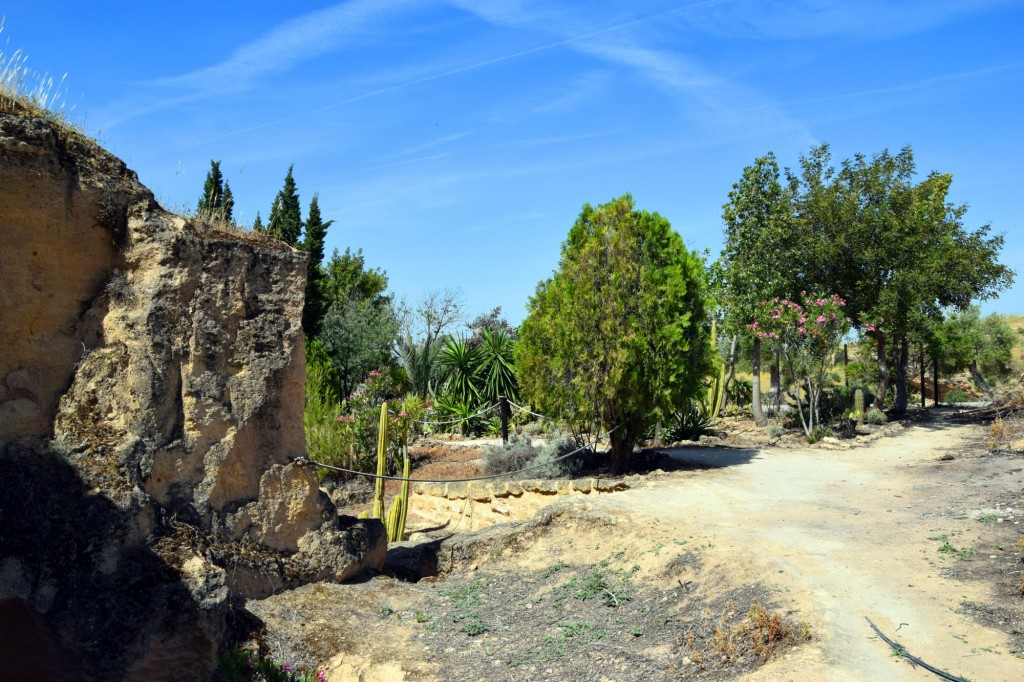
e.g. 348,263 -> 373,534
707,320 -> 725,420
385,450 -> 411,542
854,388 -> 865,427
372,401 -> 388,519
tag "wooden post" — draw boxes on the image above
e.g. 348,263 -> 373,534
499,395 -> 509,447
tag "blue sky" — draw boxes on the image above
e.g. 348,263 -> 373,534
5,1 -> 1023,322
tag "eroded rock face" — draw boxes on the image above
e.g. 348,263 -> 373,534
0,112 -> 386,679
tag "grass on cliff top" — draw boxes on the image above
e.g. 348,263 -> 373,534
0,22 -> 88,139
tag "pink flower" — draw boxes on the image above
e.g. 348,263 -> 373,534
798,316 -> 807,324
336,415 -> 344,422
816,315 -> 826,323
317,673 -> 327,682
282,663 -> 293,672
750,321 -> 758,329
392,417 -> 399,424
245,658 -> 253,669
801,290 -> 806,295
369,370 -> 380,377
425,401 -> 433,408
398,412 -> 407,417
799,327 -> 807,334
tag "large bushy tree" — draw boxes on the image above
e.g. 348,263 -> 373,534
791,145 -> 1014,412
517,195 -> 712,473
936,307 -> 1018,397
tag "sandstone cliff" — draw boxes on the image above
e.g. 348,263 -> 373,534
0,112 -> 385,680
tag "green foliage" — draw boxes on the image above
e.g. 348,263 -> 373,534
482,434 -> 539,475
790,144 -> 1014,413
864,407 -> 887,425
944,388 -> 972,404
304,354 -> 351,472
197,160 -> 223,217
320,295 -> 399,402
267,165 -> 303,245
317,248 -> 397,401
752,293 -> 850,437
533,436 -> 588,478
476,327 -> 519,404
429,393 -> 484,436
517,194 -> 712,473
936,306 -> 1018,395
437,335 -> 482,405
659,403 -> 715,442
218,646 -> 324,682
396,333 -> 439,399
300,193 -> 334,337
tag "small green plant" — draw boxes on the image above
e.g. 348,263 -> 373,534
977,513 -> 998,523
542,560 -> 568,578
945,388 -> 972,405
415,610 -> 427,623
864,407 -> 887,425
218,646 -> 326,682
767,423 -> 784,438
462,620 -> 487,636
379,602 -> 395,618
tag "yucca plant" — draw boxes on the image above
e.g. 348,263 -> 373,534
436,335 -> 482,405
395,333 -> 439,398
477,327 -> 519,405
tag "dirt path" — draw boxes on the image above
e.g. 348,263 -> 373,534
597,417 -> 1024,681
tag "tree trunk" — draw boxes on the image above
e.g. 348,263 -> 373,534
609,428 -> 635,475
932,355 -> 939,405
893,337 -> 909,414
751,336 -> 767,427
769,349 -> 781,412
919,344 -> 926,408
874,334 -> 890,410
968,361 -> 995,399
720,334 -> 738,414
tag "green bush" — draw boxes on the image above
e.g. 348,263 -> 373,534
660,403 -> 714,442
482,434 -> 539,475
864,407 -> 887,425
532,436 -> 588,479
945,388 -> 972,404
766,423 -> 784,438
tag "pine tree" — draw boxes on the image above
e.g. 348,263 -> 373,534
197,160 -> 224,219
267,165 -> 302,246
221,181 -> 234,224
301,193 -> 334,336
252,211 -> 264,233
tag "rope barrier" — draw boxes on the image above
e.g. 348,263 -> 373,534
506,400 -> 553,421
413,402 -> 500,426
296,423 -> 622,484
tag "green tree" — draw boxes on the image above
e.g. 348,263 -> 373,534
936,307 -> 1018,398
301,193 -> 334,337
221,181 -> 234,223
718,153 -> 800,426
792,145 -> 1014,412
252,211 -> 264,233
196,160 -> 224,219
517,195 -> 712,473
267,165 -> 302,245
315,247 -> 398,401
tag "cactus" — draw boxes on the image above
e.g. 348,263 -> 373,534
385,450 -> 411,542
372,402 -> 388,519
854,389 -> 865,427
706,319 -> 725,420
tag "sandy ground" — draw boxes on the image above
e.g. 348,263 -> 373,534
255,412 -> 1024,681
602,415 -> 1024,681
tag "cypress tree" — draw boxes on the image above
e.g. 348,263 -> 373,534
301,193 -> 334,336
221,181 -> 234,224
267,165 -> 302,246
252,211 -> 264,233
197,160 -> 224,219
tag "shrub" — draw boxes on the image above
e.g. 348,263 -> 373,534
945,388 -> 972,404
532,436 -> 588,479
482,434 -> 539,475
661,403 -> 714,442
766,423 -> 784,438
864,407 -> 887,425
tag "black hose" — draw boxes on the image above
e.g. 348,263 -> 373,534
865,616 -> 969,682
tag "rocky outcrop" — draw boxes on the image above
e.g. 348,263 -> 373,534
0,112 -> 386,680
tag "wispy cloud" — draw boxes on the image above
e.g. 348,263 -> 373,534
677,0 -> 1022,41
157,0 -> 422,93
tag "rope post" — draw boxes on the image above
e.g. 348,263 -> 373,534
499,395 -> 510,447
